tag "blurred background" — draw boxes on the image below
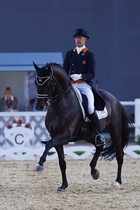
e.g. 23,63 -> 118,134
0,0 -> 139,113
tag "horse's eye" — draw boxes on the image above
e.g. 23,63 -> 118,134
39,79 -> 42,83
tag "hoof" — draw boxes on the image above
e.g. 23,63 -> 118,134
34,164 -> 44,172
57,187 -> 65,192
91,169 -> 100,180
112,181 -> 120,190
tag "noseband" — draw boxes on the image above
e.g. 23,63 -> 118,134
36,75 -> 52,99
36,65 -> 71,104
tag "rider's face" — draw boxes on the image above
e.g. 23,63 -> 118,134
75,36 -> 87,47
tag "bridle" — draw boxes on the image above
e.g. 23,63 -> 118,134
36,75 -> 52,99
36,65 -> 72,104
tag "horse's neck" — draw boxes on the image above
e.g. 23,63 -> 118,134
54,72 -> 70,94
48,87 -> 80,113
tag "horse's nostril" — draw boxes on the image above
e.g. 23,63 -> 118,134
35,104 -> 42,111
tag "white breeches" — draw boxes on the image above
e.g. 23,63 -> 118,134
72,82 -> 95,114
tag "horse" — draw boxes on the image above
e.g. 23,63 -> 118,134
33,62 -> 132,192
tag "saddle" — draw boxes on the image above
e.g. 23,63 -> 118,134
72,86 -> 108,121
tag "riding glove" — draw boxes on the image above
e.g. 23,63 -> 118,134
71,74 -> 82,81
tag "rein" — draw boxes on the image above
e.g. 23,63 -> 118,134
47,85 -> 72,104
36,66 -> 72,104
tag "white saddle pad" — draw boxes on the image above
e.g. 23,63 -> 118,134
72,86 -> 108,121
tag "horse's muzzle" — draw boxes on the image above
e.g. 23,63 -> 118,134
35,99 -> 46,111
35,105 -> 44,111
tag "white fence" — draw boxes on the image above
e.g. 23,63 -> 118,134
0,98 -> 139,139
121,99 -> 140,139
0,99 -> 140,160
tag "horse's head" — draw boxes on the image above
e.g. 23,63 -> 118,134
33,62 -> 71,110
33,62 -> 53,111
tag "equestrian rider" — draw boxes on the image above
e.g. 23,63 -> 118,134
63,28 -> 106,147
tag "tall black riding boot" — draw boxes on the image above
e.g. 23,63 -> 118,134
89,112 -> 106,147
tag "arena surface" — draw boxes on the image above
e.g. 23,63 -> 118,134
0,155 -> 139,210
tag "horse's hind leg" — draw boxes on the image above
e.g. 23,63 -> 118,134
90,145 -> 104,180
114,138 -> 124,187
109,125 -> 124,188
55,145 -> 68,192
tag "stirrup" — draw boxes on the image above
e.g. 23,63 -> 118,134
95,134 -> 106,147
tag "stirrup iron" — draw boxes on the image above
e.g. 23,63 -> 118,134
95,134 -> 106,147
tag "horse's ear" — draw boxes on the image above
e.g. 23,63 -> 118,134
49,65 -> 53,77
33,62 -> 40,71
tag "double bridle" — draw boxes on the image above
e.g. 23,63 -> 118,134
36,66 -> 71,104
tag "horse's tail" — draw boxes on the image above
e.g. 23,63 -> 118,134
101,104 -> 133,161
121,106 -> 132,148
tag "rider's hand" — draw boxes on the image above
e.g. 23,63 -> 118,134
71,74 -> 82,81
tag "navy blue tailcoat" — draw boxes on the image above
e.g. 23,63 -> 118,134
63,48 -> 105,111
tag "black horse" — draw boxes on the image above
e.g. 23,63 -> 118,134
33,62 -> 131,192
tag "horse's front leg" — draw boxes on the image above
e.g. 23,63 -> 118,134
34,134 -> 68,172
90,145 -> 103,180
55,145 -> 68,192
34,140 -> 53,171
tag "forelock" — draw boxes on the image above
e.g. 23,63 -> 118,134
37,65 -> 51,77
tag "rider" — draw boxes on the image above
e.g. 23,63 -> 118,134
63,28 -> 106,147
